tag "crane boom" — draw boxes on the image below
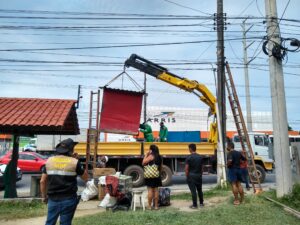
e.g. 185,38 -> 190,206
125,54 -> 216,114
125,54 -> 218,144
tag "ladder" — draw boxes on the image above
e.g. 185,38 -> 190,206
85,90 -> 101,172
225,62 -> 263,193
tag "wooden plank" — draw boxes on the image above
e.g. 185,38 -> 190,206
264,196 -> 300,219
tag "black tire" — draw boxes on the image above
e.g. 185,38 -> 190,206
40,165 -> 45,172
161,165 -> 172,186
250,164 -> 266,183
124,165 -> 144,187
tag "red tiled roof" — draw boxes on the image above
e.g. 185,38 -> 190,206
0,98 -> 79,135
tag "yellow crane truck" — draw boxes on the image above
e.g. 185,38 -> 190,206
75,142 -> 215,187
74,54 -> 273,187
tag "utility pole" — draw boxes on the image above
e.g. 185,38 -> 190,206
242,20 -> 253,132
76,85 -> 82,109
216,0 -> 226,150
143,73 -> 147,123
265,0 -> 292,197
215,0 -> 227,187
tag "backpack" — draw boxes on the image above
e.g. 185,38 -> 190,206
111,192 -> 132,212
159,187 -> 171,206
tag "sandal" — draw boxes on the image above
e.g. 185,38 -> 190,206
233,200 -> 240,205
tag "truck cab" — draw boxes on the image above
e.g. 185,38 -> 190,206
269,134 -> 300,160
22,138 -> 37,152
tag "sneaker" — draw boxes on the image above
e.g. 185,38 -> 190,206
189,205 -> 198,209
199,203 -> 204,208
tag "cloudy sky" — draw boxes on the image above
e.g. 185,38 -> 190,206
0,0 -> 299,130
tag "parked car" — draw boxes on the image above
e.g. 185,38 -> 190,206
0,164 -> 22,188
0,151 -> 48,172
23,143 -> 37,152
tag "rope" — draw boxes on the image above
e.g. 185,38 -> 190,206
103,66 -> 143,91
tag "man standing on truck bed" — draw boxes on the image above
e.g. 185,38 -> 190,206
139,123 -> 154,142
40,138 -> 88,225
185,143 -> 204,209
159,122 -> 168,142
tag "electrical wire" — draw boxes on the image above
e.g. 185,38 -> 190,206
0,36 -> 263,52
1,79 -> 299,98
256,0 -> 264,17
162,0 -> 212,16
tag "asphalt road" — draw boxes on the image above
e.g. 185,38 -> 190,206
0,172 -> 276,197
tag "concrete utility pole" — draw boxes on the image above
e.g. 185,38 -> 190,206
216,0 -> 227,187
242,20 -> 253,132
216,0 -> 226,151
264,0 -> 292,197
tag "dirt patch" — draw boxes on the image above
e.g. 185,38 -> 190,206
0,194 -> 240,224
170,196 -> 229,212
0,200 -> 104,225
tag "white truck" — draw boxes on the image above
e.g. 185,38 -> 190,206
232,132 -> 274,182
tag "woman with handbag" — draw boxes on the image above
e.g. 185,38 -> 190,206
142,144 -> 162,210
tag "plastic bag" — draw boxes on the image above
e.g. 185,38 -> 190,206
99,176 -> 106,185
99,193 -> 117,208
81,179 -> 98,201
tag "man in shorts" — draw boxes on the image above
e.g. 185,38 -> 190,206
227,142 -> 245,205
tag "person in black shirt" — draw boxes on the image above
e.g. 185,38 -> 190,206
185,143 -> 204,209
40,138 -> 88,225
227,142 -> 245,205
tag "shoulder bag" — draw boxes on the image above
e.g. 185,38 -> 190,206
144,164 -> 159,178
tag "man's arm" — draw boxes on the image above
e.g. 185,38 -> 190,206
76,160 -> 88,182
80,170 -> 88,182
142,154 -> 154,166
185,164 -> 189,177
240,151 -> 246,161
161,127 -> 168,141
40,173 -> 48,203
185,157 -> 190,177
227,152 -> 233,168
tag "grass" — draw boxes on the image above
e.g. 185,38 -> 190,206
172,185 -> 231,200
263,183 -> 300,211
73,195 -> 300,225
0,200 -> 46,220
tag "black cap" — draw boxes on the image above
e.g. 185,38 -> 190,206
56,138 -> 78,154
160,122 -> 164,126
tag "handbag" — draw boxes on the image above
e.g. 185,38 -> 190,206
144,164 -> 159,178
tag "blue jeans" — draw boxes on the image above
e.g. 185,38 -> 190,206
46,196 -> 78,225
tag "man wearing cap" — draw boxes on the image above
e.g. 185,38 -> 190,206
159,122 -> 168,142
40,138 -> 88,225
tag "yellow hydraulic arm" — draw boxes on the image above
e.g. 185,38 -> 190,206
125,54 -> 217,144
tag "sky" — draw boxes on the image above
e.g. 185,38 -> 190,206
0,0 -> 299,130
